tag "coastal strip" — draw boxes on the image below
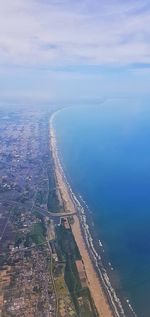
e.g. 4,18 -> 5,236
49,109 -> 137,317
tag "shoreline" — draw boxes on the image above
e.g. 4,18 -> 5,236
49,108 -> 137,317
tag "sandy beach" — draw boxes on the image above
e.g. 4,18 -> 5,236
72,214 -> 114,317
49,112 -> 114,317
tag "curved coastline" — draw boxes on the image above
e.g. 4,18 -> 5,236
49,108 -> 137,317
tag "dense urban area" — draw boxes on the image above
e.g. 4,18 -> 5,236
0,105 -> 98,317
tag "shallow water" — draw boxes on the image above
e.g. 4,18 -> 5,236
53,98 -> 150,317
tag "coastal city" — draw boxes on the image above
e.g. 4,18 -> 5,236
0,105 -> 99,317
1,0 -> 150,316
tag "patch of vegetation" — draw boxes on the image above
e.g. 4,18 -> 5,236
47,162 -> 62,213
56,224 -> 98,317
31,222 -> 46,245
15,233 -> 24,247
24,233 -> 32,248
78,288 -> 98,317
55,275 -> 68,297
67,215 -> 75,225
56,225 -> 81,261
0,255 -> 7,267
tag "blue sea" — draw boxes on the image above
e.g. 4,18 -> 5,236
53,98 -> 150,317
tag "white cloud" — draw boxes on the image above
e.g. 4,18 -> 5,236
0,0 -> 150,67
1,0 -> 150,103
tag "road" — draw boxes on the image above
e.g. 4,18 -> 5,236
46,238 -> 59,317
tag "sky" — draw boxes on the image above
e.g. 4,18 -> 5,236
0,0 -> 150,104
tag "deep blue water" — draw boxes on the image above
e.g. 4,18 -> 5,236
53,99 -> 150,317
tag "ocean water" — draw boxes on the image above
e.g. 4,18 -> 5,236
53,99 -> 150,317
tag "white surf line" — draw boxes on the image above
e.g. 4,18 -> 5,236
72,194 -> 125,317
77,194 -> 138,317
